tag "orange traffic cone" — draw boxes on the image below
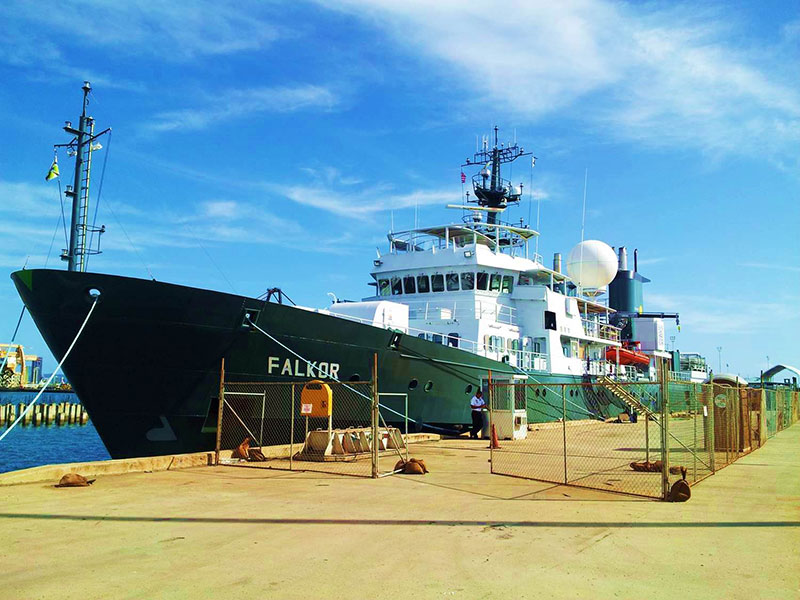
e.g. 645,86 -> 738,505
489,423 -> 501,449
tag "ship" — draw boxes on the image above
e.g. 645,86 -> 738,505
11,83 -> 682,459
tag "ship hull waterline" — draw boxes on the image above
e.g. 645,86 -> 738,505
11,269 -> 625,459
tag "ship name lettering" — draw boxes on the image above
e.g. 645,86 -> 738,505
267,355 -> 340,379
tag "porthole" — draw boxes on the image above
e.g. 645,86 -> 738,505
408,379 -> 418,390
542,389 -> 547,397
465,384 -> 473,394
569,389 -> 574,397
535,389 -> 540,397
424,381 -> 434,392
87,287 -> 101,298
348,374 -> 361,382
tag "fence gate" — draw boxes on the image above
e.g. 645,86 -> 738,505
215,376 -> 409,478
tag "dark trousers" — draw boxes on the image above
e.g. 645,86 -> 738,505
471,410 -> 483,438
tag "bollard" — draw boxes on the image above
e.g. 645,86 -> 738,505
33,408 -> 42,426
7,405 -> 16,424
56,410 -> 66,425
22,408 -> 32,426
46,404 -> 56,425
0,404 -> 5,427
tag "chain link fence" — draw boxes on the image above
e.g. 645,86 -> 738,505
216,379 -> 409,478
490,378 -> 799,500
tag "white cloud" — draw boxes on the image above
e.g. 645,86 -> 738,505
739,262 -> 800,274
148,85 -> 339,132
325,0 -> 800,162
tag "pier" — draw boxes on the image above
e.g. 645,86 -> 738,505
0,402 -> 88,427
0,424 -> 798,598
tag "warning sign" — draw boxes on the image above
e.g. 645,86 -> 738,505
301,403 -> 313,415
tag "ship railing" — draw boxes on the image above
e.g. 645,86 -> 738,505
585,360 -> 641,380
406,300 -> 517,326
668,370 -> 692,382
582,319 -> 620,342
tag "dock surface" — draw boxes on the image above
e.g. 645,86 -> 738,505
2,425 -> 798,599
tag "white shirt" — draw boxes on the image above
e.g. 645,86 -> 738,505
470,395 -> 485,411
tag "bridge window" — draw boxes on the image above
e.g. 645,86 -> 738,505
489,274 -> 501,292
431,274 -> 445,292
417,275 -> 430,293
518,273 -> 533,286
403,276 -> 416,294
477,272 -> 488,290
460,272 -> 474,290
391,276 -> 403,295
446,273 -> 459,291
544,310 -> 557,330
378,279 -> 390,296
501,275 -> 513,294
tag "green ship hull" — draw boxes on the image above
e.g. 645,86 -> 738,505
12,269 -> 625,459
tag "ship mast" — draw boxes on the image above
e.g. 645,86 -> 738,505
56,81 -> 111,272
461,126 -> 531,225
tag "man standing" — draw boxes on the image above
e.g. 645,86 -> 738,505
470,390 -> 487,439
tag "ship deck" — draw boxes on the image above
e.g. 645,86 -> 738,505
1,424 -> 798,599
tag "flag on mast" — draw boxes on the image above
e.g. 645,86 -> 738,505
45,154 -> 59,181
460,171 -> 466,184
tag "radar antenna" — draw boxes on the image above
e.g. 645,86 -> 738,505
461,126 -> 533,224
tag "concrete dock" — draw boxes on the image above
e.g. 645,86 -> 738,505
1,425 -> 798,599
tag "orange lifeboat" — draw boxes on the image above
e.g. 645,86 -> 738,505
605,342 -> 650,368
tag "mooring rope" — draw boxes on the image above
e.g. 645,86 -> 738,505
0,297 -> 98,444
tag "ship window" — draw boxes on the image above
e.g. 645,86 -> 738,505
431,274 -> 445,292
424,381 -> 434,392
447,333 -> 459,347
408,378 -> 418,390
446,273 -> 459,291
417,333 -> 426,339
501,275 -> 513,294
432,333 -> 443,344
349,374 -> 361,382
511,339 -> 520,351
460,272 -> 474,290
562,342 -> 571,358
544,310 -> 557,330
477,272 -> 488,290
378,279 -> 390,296
403,276 -> 416,294
465,384 -> 473,394
391,276 -> 403,295
489,274 -> 501,292
518,273 -> 533,286
417,275 -> 430,293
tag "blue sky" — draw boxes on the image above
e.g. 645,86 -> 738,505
0,0 -> 797,378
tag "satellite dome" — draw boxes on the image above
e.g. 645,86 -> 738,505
566,240 -> 617,289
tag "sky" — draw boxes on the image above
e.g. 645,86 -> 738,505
0,0 -> 797,379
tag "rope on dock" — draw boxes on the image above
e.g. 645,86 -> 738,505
0,297 -> 98,443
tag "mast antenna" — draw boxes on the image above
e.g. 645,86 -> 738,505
57,81 -> 111,272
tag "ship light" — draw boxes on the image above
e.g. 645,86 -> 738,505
464,250 -> 473,258
373,259 -> 383,266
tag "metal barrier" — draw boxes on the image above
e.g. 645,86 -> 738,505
489,378 -> 798,500
215,375 -> 410,478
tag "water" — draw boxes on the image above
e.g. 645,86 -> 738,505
0,421 -> 111,473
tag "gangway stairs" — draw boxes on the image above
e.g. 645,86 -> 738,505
597,376 -> 655,417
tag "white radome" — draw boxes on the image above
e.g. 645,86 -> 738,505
566,240 -> 618,289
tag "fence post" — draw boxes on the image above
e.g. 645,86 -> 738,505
372,353 -> 379,479
562,384 -> 567,485
708,384 -> 715,473
290,383 -> 295,471
215,357 -> 225,466
488,370 -> 493,473
659,358 -> 670,500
